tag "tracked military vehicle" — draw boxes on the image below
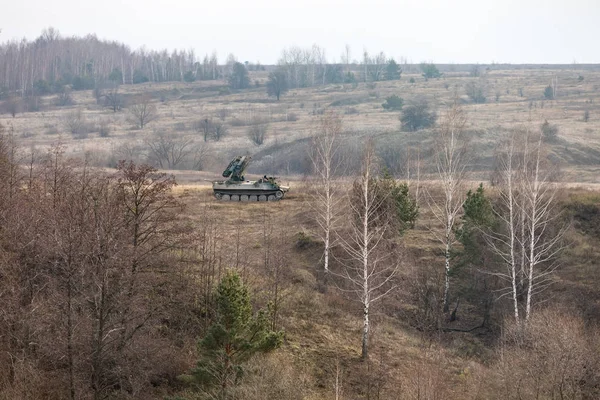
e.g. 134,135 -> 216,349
212,156 -> 289,201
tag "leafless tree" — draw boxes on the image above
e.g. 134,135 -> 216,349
487,129 -> 522,323
487,128 -> 566,323
277,45 -> 330,88
212,121 -> 228,141
145,131 -> 195,169
0,28 -> 218,92
217,108 -> 230,121
338,140 -> 398,359
309,112 -> 344,274
428,100 -> 469,312
128,94 -> 158,129
521,130 -> 565,321
0,125 -> 23,199
102,84 -> 124,112
362,50 -> 387,82
248,123 -> 269,146
341,44 -> 352,74
193,118 -> 213,142
114,161 -> 180,350
551,75 -> 558,100
260,210 -> 291,331
191,141 -> 211,170
332,359 -> 344,400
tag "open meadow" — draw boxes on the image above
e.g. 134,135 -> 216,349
1,64 -> 600,399
3,65 -> 600,182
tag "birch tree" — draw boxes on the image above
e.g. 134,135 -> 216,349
309,112 -> 344,274
430,101 -> 469,312
338,140 -> 397,359
521,129 -> 564,320
487,129 -> 523,323
487,128 -> 565,323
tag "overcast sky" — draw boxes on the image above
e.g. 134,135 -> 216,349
2,0 -> 598,64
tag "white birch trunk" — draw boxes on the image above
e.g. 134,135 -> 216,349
361,161 -> 370,359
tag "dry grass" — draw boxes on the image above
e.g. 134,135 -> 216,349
3,67 -> 600,181
3,68 -> 600,398
164,178 -> 600,399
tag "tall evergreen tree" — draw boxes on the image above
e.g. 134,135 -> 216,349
228,62 -> 250,89
186,271 -> 283,399
455,183 -> 495,270
385,58 -> 402,80
379,172 -> 418,234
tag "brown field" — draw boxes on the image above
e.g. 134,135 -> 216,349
3,66 -> 600,182
165,181 -> 600,399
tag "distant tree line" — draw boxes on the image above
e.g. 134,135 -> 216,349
1,29 -> 420,104
0,28 -> 222,96
275,46 -> 403,90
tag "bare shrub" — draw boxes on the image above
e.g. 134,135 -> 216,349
229,354 -> 310,400
98,119 -> 110,137
112,141 -> 146,164
63,108 -> 86,135
102,85 -> 125,112
400,97 -> 437,132
465,79 -> 487,103
541,119 -> 559,142
248,123 -> 268,146
217,108 -> 230,121
400,351 -> 452,400
145,130 -> 195,169
404,260 -> 445,341
55,88 -> 74,107
377,142 -> 405,176
497,308 -> 600,399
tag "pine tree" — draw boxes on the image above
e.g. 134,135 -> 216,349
385,59 -> 402,80
186,271 -> 283,399
455,183 -> 494,269
379,172 -> 419,235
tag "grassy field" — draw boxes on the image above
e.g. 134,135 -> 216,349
165,180 -> 600,399
3,65 -> 600,183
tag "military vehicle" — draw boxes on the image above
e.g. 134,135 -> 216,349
212,156 -> 289,201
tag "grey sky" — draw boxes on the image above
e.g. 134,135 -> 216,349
2,0 -> 598,64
